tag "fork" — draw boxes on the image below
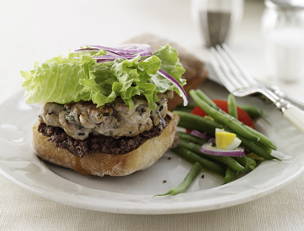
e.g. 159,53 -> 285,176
268,85 -> 304,110
210,44 -> 304,132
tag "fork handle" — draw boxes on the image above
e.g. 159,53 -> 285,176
283,95 -> 304,111
283,105 -> 304,132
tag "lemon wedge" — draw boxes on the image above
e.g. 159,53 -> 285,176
215,129 -> 241,150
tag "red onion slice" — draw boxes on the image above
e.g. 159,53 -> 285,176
116,44 -> 152,55
95,57 -> 116,62
200,143 -> 245,157
158,69 -> 188,106
75,47 -> 99,52
93,54 -> 136,62
190,130 -> 209,140
76,44 -> 152,56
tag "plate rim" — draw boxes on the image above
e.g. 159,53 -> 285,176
0,162 -> 303,214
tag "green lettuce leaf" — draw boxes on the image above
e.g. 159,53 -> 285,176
21,44 -> 186,108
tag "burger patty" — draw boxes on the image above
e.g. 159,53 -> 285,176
40,95 -> 170,140
37,116 -> 170,157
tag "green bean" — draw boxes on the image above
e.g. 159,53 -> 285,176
172,146 -> 225,175
178,132 -> 207,145
239,105 -> 263,120
245,125 -> 276,150
207,156 -> 245,173
157,162 -> 203,196
191,90 -> 277,150
223,133 -> 275,160
247,153 -> 265,161
188,91 -> 263,120
241,138 -> 275,160
224,168 -> 237,183
178,140 -> 245,172
227,96 -> 259,171
174,111 -> 223,135
176,110 -> 274,160
234,156 -> 256,171
195,90 -> 217,107
191,90 -> 257,141
228,94 -> 238,119
222,126 -> 274,160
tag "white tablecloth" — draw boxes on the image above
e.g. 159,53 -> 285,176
1,0 -> 304,230
1,175 -> 304,231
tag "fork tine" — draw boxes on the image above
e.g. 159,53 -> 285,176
216,45 -> 282,103
212,44 -> 285,105
221,44 -> 257,86
215,45 -> 253,88
211,47 -> 247,89
210,47 -> 240,93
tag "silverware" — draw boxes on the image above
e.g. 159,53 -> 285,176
210,44 -> 304,132
207,61 -> 304,111
267,86 -> 304,111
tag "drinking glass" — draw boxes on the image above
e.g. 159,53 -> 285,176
192,0 -> 244,47
262,0 -> 304,83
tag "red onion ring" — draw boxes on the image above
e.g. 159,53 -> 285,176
200,143 -> 245,157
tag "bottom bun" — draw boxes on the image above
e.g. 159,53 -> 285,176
33,112 -> 179,176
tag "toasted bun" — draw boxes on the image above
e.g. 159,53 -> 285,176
33,113 -> 179,177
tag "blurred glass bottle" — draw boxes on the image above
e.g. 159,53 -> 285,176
262,0 -> 304,83
192,0 -> 244,47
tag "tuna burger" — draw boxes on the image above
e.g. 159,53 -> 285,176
22,44 -> 188,176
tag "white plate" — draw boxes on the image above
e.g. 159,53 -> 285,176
0,82 -> 303,215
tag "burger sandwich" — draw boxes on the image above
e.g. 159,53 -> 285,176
22,44 -> 189,176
